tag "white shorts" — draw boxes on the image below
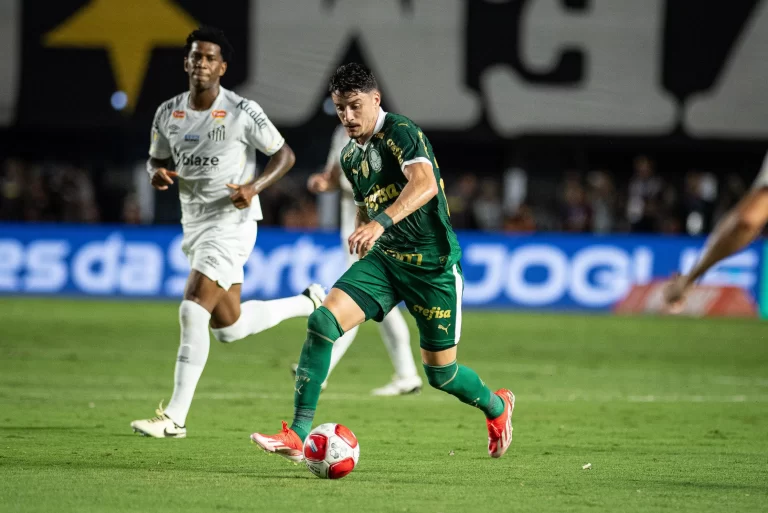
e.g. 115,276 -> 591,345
181,220 -> 258,290
341,224 -> 358,269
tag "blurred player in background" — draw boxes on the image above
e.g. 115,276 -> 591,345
296,124 -> 423,396
131,27 -> 325,438
251,63 -> 514,461
664,152 -> 768,308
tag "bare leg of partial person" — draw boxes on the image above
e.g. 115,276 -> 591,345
208,284 -> 318,343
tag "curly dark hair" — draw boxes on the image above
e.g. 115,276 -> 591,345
328,63 -> 378,95
184,26 -> 234,62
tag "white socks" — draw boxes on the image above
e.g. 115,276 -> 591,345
164,300 -> 211,427
327,326 -> 358,378
325,307 -> 418,381
164,294 -> 314,426
378,307 -> 418,380
211,295 -> 314,343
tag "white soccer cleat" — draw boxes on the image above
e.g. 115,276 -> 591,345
130,402 -> 186,438
302,283 -> 327,310
290,363 -> 328,391
370,375 -> 423,396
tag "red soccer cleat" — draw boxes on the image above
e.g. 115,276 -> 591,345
486,389 -> 515,458
250,421 -> 304,463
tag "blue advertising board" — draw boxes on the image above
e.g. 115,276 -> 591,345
0,224 -> 761,311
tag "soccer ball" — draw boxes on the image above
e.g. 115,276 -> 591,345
303,423 -> 360,479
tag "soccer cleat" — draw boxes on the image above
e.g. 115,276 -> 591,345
370,375 -> 423,396
130,402 -> 186,438
486,389 -> 515,458
250,421 -> 304,463
302,283 -> 327,310
290,363 -> 327,391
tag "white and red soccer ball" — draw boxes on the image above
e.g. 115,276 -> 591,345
303,423 -> 360,479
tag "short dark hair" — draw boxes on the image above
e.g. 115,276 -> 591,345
328,63 -> 378,95
185,26 -> 234,62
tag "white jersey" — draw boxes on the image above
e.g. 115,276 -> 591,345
149,87 -> 285,227
327,125 -> 356,238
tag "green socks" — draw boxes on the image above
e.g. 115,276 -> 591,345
290,307 -> 343,441
423,361 -> 504,419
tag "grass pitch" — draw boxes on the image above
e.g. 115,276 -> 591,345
1,298 -> 767,512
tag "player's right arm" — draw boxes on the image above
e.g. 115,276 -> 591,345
664,154 -> 768,306
307,160 -> 342,193
308,126 -> 348,194
147,104 -> 178,191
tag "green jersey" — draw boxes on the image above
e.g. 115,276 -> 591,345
340,110 -> 461,270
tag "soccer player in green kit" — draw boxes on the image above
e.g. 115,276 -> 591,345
251,63 -> 514,460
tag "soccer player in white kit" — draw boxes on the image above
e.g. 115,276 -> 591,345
130,27 -> 325,438
664,152 -> 768,308
299,124 -> 423,396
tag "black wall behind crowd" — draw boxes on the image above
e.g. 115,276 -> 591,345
2,0 -> 768,177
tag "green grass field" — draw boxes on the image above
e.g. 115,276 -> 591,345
1,298 -> 767,513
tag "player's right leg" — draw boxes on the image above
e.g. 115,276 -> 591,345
132,223 -> 245,438
291,248 -> 361,389
250,288 -> 365,462
131,270 -> 226,438
251,252 -> 398,462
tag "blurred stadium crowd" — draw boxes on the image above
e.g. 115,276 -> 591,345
0,153 -> 751,236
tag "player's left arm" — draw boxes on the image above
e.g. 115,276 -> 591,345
664,186 -> 768,306
227,100 -> 297,209
381,161 -> 438,224
348,161 -> 437,255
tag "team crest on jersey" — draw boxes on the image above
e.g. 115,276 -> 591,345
208,125 -> 226,142
369,149 -> 382,172
361,160 -> 370,178
172,110 -> 185,119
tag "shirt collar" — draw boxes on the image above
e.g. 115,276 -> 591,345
355,107 -> 387,150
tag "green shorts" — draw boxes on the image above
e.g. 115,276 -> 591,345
334,247 -> 463,352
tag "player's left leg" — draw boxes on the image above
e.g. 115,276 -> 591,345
203,220 -> 324,342
403,263 -> 515,458
208,283 -> 325,343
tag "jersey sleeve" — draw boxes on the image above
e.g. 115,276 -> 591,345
241,100 -> 286,156
388,124 -> 434,172
149,105 -> 171,159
